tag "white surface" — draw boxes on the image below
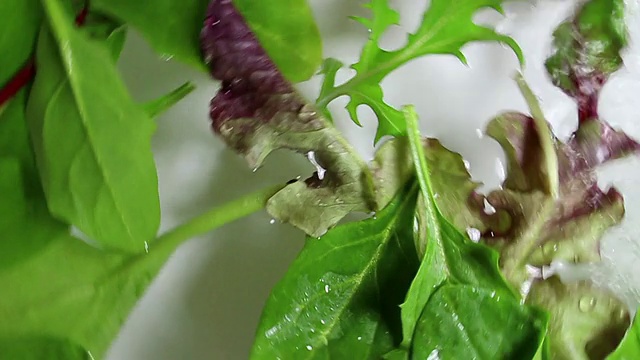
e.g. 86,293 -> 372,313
107,1 -> 640,359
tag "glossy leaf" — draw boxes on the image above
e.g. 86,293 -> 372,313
0,0 -> 41,85
608,312 -> 640,359
393,107 -> 542,357
316,0 -> 523,142
251,184 -> 420,359
27,0 -> 160,252
412,285 -> 546,359
201,0 -> 375,237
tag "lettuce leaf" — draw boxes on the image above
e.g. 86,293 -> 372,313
200,0 -> 377,236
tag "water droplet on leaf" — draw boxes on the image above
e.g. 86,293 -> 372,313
578,297 -> 596,312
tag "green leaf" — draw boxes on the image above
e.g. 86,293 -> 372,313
0,336 -> 89,360
608,312 -> 640,359
0,0 -> 41,85
26,0 -> 160,252
91,0 -> 210,70
412,285 -> 546,359
394,106 -> 543,356
545,0 -> 626,98
232,0 -> 323,82
92,0 -> 322,82
251,184 -> 420,359
316,0 -> 523,142
143,81 -> 196,118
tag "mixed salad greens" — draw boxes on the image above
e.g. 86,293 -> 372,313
1,0 -> 639,358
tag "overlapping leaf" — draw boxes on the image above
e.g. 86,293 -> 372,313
27,0 -> 160,252
316,0 -> 523,142
252,184 -> 419,359
200,0 -> 375,237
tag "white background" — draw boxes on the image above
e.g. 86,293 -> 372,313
107,1 -> 640,358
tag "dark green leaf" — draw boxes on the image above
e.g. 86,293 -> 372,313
316,0 -> 523,142
26,0 -> 160,252
0,336 -> 90,360
91,0 -> 210,70
251,184 -> 420,359
0,0 -> 41,85
608,311 -> 640,359
412,285 -> 546,360
395,107 -> 536,356
232,0 -> 323,82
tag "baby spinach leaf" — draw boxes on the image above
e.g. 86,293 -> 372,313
201,0 -> 375,237
0,0 -> 41,86
391,107 -> 544,358
0,336 -> 90,360
316,0 -> 523,142
412,285 -> 545,360
608,312 -> 640,359
92,0 -> 322,82
26,0 -> 160,252
252,183 -> 419,359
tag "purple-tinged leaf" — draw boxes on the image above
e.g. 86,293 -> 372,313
201,0 -> 375,237
546,0 -> 626,124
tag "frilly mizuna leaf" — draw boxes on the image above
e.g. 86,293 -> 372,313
251,184 -> 419,359
316,0 -> 523,142
200,0 -> 375,237
27,0 -> 160,252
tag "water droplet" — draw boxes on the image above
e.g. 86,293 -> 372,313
483,199 -> 496,215
320,319 -> 326,325
269,219 -> 276,225
433,193 -> 439,199
579,297 -> 596,312
160,53 -> 174,61
463,160 -> 471,171
427,349 -> 440,360
324,284 -> 331,293
466,227 -> 481,242
357,336 -> 362,341
144,241 -> 149,253
475,128 -> 484,138
495,159 -> 506,182
306,151 -> 326,180
306,345 -> 313,351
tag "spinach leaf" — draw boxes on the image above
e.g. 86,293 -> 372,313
0,336 -> 89,360
608,313 -> 640,359
26,0 -> 160,252
316,0 -> 523,142
0,0 -> 41,85
201,0 -> 375,237
251,184 -> 419,359
390,107 -> 545,359
92,0 -> 322,82
412,285 -> 545,360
